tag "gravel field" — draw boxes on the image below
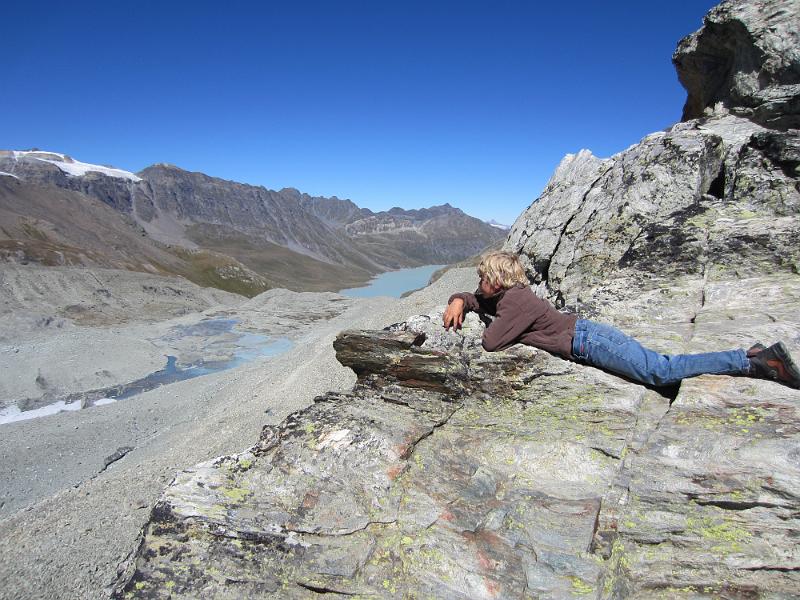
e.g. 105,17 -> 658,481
0,264 -> 476,600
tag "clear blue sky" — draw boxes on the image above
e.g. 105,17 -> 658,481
2,1 -> 717,225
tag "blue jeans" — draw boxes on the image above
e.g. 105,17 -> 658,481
571,319 -> 750,386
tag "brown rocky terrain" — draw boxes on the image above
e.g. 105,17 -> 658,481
0,154 -> 505,295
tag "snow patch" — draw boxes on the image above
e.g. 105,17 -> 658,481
0,171 -> 20,179
0,399 -> 82,425
11,150 -> 141,182
485,219 -> 510,230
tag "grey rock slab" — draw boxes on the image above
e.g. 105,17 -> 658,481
595,373 -> 800,598
116,267 -> 800,599
592,272 -> 800,597
506,124 -> 728,307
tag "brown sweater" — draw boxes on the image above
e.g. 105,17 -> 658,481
449,283 -> 578,358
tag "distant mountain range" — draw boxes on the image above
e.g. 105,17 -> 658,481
0,150 -> 506,295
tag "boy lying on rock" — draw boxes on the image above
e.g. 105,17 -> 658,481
443,251 -> 800,388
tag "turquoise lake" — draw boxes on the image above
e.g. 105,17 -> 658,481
339,264 -> 445,298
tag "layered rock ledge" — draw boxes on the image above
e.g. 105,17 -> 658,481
114,271 -> 800,598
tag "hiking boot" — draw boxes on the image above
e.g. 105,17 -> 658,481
746,343 -> 766,358
748,342 -> 800,388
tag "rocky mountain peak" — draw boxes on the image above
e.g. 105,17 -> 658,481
507,0 -> 799,309
0,149 -> 506,294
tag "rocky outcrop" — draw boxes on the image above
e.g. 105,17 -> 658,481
114,315 -> 633,598
506,0 -> 799,308
505,116 -> 800,308
115,273 -> 800,597
674,0 -> 800,129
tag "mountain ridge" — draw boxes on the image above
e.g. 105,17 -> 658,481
0,151 -> 506,295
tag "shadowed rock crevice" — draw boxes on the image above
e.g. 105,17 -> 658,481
707,163 -> 727,199
675,19 -> 760,121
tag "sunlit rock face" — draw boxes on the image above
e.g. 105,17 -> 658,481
506,115 -> 800,310
506,0 -> 799,310
114,317 -> 648,598
115,279 -> 800,598
115,0 -> 800,597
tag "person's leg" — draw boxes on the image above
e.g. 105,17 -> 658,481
571,319 -> 750,386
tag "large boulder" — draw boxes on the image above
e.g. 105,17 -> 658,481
673,0 -> 800,129
506,0 -> 800,308
506,116 -> 800,309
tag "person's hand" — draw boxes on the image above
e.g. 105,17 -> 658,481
443,298 -> 465,331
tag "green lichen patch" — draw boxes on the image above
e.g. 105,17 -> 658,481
684,513 -> 752,554
570,576 -> 595,595
221,486 -> 252,504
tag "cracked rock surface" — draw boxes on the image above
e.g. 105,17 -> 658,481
114,314 -> 649,598
116,270 -> 800,599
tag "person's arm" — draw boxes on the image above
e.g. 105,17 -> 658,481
443,292 -> 480,331
481,296 -> 536,352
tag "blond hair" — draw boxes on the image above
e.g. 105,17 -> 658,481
477,251 -> 529,289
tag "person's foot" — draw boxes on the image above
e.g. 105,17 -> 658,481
747,343 -> 766,358
749,342 -> 800,388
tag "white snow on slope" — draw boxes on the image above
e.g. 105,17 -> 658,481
0,171 -> 20,179
486,219 -> 510,230
0,399 -> 82,425
11,150 -> 141,182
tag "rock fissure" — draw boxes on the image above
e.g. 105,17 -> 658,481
588,445 -> 621,460
740,566 -> 800,573
545,167 -> 610,291
295,581 -> 358,595
100,446 -> 135,472
691,498 -> 782,510
289,518 -> 399,538
401,404 -> 463,460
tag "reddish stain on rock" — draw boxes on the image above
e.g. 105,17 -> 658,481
387,463 -> 405,480
302,491 -> 319,509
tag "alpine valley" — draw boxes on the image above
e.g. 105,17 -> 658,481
1,1 -> 799,599
0,152 -> 505,295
